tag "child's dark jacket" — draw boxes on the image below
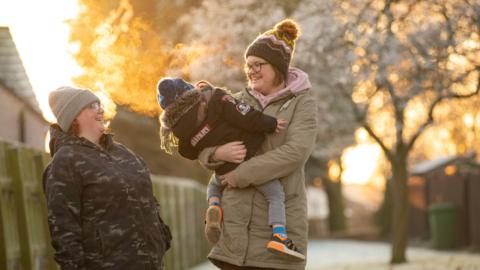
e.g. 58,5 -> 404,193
160,87 -> 277,175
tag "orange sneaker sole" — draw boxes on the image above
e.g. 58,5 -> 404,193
267,241 -> 306,261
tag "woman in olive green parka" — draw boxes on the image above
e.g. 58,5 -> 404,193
199,19 -> 318,270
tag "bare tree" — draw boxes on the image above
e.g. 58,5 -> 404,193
172,0 -> 285,90
326,0 -> 480,263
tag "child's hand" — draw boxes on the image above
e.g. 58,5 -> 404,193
276,118 -> 288,133
214,141 -> 246,163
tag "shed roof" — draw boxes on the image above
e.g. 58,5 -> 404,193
411,151 -> 476,176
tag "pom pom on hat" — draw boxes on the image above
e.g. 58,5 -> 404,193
272,19 -> 300,48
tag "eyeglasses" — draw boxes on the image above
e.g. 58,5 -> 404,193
244,62 -> 269,73
87,101 -> 103,111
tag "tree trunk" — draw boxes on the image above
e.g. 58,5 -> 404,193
322,177 -> 347,232
390,154 -> 409,264
376,178 -> 393,237
306,157 -> 346,233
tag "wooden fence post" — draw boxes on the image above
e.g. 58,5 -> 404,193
0,141 -> 22,270
151,176 -> 209,270
33,152 -> 59,270
7,146 -> 50,270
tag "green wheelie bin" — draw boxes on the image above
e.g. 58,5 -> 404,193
429,202 -> 456,249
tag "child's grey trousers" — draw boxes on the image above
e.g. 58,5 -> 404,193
207,175 -> 286,226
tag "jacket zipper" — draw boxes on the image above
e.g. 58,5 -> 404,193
241,90 -> 295,265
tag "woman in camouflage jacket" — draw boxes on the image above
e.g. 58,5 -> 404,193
43,86 -> 171,270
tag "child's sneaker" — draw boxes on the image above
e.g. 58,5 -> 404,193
205,205 -> 222,244
266,233 -> 305,261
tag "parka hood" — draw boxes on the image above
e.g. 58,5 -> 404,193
283,67 -> 312,94
248,67 -> 312,108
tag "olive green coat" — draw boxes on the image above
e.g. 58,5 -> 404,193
199,77 -> 318,269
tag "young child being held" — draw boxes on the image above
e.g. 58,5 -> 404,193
157,78 -> 305,260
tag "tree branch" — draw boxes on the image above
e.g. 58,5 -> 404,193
363,123 -> 393,162
406,68 -> 480,151
378,1 -> 410,151
337,82 -> 393,161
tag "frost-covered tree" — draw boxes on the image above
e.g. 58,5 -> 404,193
294,1 -> 358,159
172,0 -> 285,90
324,0 -> 480,263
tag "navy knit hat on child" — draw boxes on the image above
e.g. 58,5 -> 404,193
157,78 -> 195,109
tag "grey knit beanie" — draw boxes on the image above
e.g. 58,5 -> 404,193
48,86 -> 100,132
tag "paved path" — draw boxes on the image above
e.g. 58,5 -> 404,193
189,239 -> 480,270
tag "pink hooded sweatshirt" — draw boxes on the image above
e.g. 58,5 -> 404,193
247,67 -> 312,109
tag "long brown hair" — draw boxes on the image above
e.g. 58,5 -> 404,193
68,119 -> 80,136
272,64 -> 286,87
67,118 -> 110,137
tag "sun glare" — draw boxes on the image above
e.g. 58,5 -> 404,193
355,128 -> 370,143
463,114 -> 474,128
342,143 -> 382,185
0,0 -> 81,123
340,129 -> 383,185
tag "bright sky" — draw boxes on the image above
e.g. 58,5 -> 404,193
0,0 -> 81,122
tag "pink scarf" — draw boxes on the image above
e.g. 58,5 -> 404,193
248,67 -> 312,108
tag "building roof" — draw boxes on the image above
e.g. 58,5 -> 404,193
410,155 -> 457,176
411,151 -> 476,176
0,27 -> 41,113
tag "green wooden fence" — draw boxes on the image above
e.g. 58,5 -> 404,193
0,140 -> 209,270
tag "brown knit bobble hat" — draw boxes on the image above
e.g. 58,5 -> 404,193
245,19 -> 301,78
49,86 -> 100,132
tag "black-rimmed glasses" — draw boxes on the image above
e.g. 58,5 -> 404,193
244,62 -> 269,73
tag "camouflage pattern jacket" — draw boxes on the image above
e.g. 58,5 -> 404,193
43,125 -> 171,270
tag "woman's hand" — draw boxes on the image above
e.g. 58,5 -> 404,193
219,171 -> 238,188
276,118 -> 288,133
213,141 -> 246,163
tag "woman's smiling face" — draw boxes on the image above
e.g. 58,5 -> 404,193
76,101 -> 105,135
245,55 -> 278,95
